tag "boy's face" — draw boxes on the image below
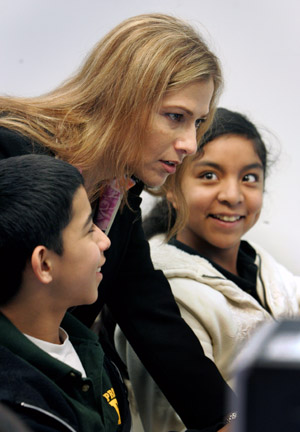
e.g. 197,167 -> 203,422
50,185 -> 110,309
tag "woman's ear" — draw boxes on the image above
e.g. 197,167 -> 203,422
31,246 -> 53,284
166,190 -> 178,210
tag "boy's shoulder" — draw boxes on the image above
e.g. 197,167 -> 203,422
0,343 -> 79,428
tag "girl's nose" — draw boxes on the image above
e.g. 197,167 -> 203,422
217,180 -> 244,206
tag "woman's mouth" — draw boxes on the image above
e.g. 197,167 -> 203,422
160,160 -> 178,174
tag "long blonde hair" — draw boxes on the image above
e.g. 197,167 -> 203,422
0,13 -> 222,203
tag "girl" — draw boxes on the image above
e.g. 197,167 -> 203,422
0,14 -> 232,432
116,107 -> 300,432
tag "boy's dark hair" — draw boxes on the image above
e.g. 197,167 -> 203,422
0,154 -> 84,304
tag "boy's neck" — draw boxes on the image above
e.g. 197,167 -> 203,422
0,304 -> 65,345
25,327 -> 67,345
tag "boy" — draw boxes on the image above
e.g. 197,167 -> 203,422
0,154 -> 131,432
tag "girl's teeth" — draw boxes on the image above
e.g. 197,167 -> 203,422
164,161 -> 174,166
214,215 -> 241,222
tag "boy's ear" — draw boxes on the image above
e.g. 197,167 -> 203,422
166,190 -> 178,210
31,246 -> 53,284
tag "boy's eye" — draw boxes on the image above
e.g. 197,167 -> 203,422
243,173 -> 258,183
88,224 -> 96,233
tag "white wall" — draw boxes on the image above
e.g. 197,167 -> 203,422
1,0 -> 299,273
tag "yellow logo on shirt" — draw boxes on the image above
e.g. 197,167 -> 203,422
103,387 -> 121,424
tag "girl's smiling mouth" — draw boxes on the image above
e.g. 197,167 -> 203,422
210,214 -> 244,222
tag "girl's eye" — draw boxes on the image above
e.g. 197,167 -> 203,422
167,113 -> 183,122
243,173 -> 258,183
195,118 -> 205,129
200,172 -> 218,180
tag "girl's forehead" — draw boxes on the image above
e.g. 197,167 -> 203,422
191,135 -> 264,168
198,134 -> 257,155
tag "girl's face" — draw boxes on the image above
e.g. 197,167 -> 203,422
169,135 -> 264,260
134,79 -> 214,187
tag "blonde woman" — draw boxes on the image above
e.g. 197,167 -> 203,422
0,14 -> 233,431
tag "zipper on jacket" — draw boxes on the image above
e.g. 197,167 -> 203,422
20,402 -> 77,432
202,274 -> 226,280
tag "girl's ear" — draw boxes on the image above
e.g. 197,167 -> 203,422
31,246 -> 53,284
166,190 -> 178,210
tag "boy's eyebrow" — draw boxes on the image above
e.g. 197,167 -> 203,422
83,211 -> 93,230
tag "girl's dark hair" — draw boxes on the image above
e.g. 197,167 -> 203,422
143,107 -> 268,240
143,199 -> 176,241
199,107 -> 268,174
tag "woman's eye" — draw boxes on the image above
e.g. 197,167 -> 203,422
195,118 -> 205,129
243,173 -> 257,183
167,113 -> 183,122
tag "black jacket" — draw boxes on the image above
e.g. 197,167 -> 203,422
0,126 -> 237,431
0,312 -> 131,432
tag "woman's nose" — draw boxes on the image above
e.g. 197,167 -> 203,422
174,125 -> 198,156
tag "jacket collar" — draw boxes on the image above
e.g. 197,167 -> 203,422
0,312 -> 98,382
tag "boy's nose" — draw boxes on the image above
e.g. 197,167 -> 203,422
95,225 -> 111,251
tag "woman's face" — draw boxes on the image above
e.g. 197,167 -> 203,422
134,79 -> 214,187
170,135 -> 264,259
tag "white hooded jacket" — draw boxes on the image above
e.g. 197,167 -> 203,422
115,235 -> 300,432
